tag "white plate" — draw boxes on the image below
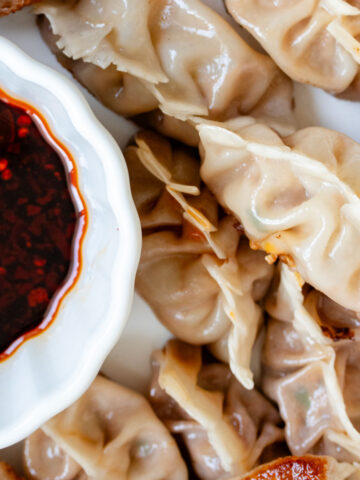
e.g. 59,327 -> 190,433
0,3 -> 360,475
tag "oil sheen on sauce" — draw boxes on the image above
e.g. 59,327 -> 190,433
0,91 -> 86,359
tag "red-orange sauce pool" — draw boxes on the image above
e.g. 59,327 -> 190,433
0,90 -> 87,359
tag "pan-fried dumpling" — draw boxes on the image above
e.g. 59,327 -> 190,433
24,376 -> 187,480
127,131 -> 274,389
262,263 -> 360,467
231,455 -> 356,480
199,122 -> 360,313
0,0 -> 39,16
225,0 -> 360,97
0,462 -> 24,480
35,0 -> 295,140
149,339 -> 284,480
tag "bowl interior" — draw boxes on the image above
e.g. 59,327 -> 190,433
0,37 -> 141,447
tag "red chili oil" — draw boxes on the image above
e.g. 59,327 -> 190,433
0,90 -> 86,359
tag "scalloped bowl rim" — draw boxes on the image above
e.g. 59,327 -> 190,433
0,36 -> 141,447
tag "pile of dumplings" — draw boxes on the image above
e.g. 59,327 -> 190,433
4,0 -> 360,479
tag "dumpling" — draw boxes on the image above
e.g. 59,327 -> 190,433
262,263 -> 360,467
36,11 -> 160,118
126,131 -> 274,389
230,455 -> 356,480
24,429 -> 85,480
23,376 -> 188,480
35,0 -> 295,141
0,462 -> 24,480
198,122 -> 360,313
149,339 -> 284,480
225,0 -> 360,97
125,130 -> 201,230
0,0 -> 38,16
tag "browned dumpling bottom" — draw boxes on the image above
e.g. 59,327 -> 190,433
0,0 -> 38,16
0,461 -> 24,480
236,455 -> 353,480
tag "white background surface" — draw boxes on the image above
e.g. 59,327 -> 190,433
0,3 -> 360,474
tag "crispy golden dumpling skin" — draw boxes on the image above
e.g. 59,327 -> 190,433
0,461 -> 24,480
233,455 -> 355,480
0,0 -> 38,16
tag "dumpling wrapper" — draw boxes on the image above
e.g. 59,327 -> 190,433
226,0 -> 360,97
35,0 -> 295,138
126,130 -> 201,230
198,122 -> 360,313
23,376 -> 187,480
127,131 -> 273,389
229,455 -> 356,480
150,339 -> 283,479
262,263 -> 360,466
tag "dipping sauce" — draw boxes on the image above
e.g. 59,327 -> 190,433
0,92 -> 85,358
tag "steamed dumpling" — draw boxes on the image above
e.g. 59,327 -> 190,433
0,0 -> 38,16
126,131 -> 274,389
35,0 -> 295,139
24,376 -> 187,480
24,429 -> 84,480
262,263 -> 360,467
198,122 -> 360,313
226,0 -> 360,97
125,130 -> 201,230
149,339 -> 284,480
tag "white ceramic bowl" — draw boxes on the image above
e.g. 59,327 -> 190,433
0,36 -> 141,447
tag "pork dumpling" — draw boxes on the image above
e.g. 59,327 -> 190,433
231,455 -> 356,480
24,376 -> 187,480
262,263 -> 360,467
226,0 -> 360,97
24,429 -> 84,479
37,16 -> 159,118
35,0 -> 295,139
199,122 -> 360,313
126,131 -> 274,389
149,339 -> 284,480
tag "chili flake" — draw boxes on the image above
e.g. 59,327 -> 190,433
0,98 -> 77,354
